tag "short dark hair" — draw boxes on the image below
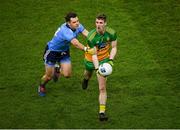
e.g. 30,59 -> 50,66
96,14 -> 107,22
65,12 -> 77,22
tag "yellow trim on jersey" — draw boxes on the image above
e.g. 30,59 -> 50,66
88,30 -> 97,42
85,44 -> 110,62
106,27 -> 115,35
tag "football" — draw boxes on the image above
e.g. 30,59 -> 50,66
98,63 -> 113,76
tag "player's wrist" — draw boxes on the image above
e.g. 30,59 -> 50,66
95,68 -> 99,71
83,47 -> 87,52
108,59 -> 114,66
95,68 -> 100,75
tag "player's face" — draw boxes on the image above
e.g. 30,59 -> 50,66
68,17 -> 80,30
96,19 -> 106,33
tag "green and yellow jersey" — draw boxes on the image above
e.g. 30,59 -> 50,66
85,27 -> 117,62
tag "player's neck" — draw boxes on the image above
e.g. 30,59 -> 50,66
97,29 -> 105,35
66,23 -> 76,32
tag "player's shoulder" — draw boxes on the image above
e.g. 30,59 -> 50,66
60,23 -> 74,35
106,26 -> 116,35
60,23 -> 69,31
87,29 -> 97,41
78,23 -> 84,28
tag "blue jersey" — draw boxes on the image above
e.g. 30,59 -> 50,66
47,23 -> 84,52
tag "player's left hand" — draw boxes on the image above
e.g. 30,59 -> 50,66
95,69 -> 106,77
108,59 -> 114,66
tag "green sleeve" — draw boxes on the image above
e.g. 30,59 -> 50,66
106,27 -> 117,41
111,32 -> 117,41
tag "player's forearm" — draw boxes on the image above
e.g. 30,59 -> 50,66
71,38 -> 85,51
82,29 -> 89,37
92,55 -> 99,69
109,47 -> 117,60
74,42 -> 85,50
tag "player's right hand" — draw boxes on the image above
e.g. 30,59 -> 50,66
108,59 -> 114,66
84,47 -> 96,55
95,68 -> 99,75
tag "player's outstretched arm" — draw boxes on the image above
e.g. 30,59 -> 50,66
82,29 -> 89,37
71,38 -> 85,50
71,38 -> 95,55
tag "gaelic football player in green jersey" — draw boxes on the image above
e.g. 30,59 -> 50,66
82,14 -> 118,121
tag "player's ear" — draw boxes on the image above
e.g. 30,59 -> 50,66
105,22 -> 107,26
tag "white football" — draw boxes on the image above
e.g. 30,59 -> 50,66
98,63 -> 113,76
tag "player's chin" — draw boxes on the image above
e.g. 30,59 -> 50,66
97,28 -> 103,32
73,26 -> 77,30
76,24 -> 79,28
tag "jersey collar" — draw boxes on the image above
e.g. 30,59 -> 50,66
66,23 -> 76,32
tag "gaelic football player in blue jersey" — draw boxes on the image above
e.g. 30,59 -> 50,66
38,12 -> 94,96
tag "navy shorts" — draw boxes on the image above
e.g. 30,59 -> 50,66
43,45 -> 71,66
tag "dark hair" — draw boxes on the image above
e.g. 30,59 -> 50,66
65,12 -> 77,22
96,14 -> 107,22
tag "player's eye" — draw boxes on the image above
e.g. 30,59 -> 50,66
96,22 -> 103,24
73,20 -> 79,24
